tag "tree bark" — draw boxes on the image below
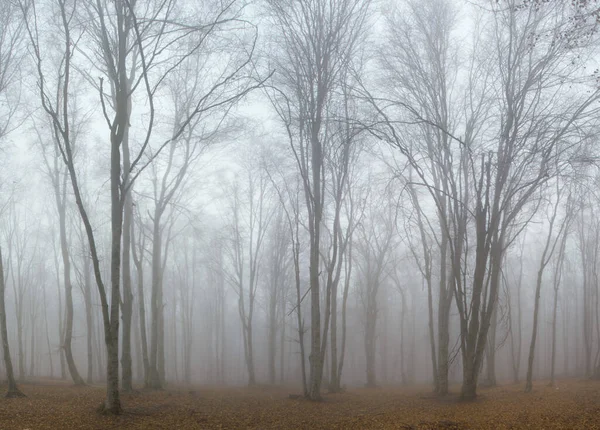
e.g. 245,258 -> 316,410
120,122 -> 134,393
83,254 -> 94,384
58,201 -> 85,385
0,247 -> 24,397
149,211 -> 163,389
131,217 -> 150,386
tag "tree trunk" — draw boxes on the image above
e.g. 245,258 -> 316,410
525,267 -> 544,393
0,247 -> 24,397
149,213 -> 163,389
436,232 -> 451,395
329,274 -> 339,392
485,303 -> 498,387
364,290 -> 377,388
308,122 -> 323,401
29,307 -> 35,377
42,284 -> 54,378
132,220 -> 150,387
102,118 -> 124,414
550,284 -> 559,385
83,254 -> 94,384
120,128 -> 134,392
279,307 -> 285,385
509,252 -> 523,383
57,185 -> 84,385
268,285 -> 277,385
337,242 -> 353,388
294,240 -> 308,396
15,294 -> 24,381
56,268 -> 66,380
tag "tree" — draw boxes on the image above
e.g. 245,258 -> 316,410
265,0 -> 371,400
0,245 -> 24,397
22,0 -> 265,411
145,50 -> 231,388
0,0 -> 26,398
265,209 -> 291,385
525,180 -> 573,392
366,0 -> 600,399
377,0 -> 471,396
38,120 -> 85,386
354,189 -> 396,387
223,157 -> 273,386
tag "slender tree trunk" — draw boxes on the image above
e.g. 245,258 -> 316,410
525,267 -> 545,393
56,269 -> 66,380
29,306 -> 35,377
57,188 -> 84,385
15,294 -> 24,381
399,289 -> 407,384
133,303 -> 142,383
42,284 -> 54,378
509,254 -> 523,383
149,213 -> 163,389
132,221 -> 150,387
485,303 -> 498,387
268,287 -> 277,385
245,318 -> 256,385
437,234 -> 451,395
280,309 -> 285,385
294,241 -> 308,396
329,275 -> 339,392
120,126 -> 134,392
550,285 -> 559,385
83,255 -> 94,384
337,242 -> 353,388
365,289 -> 377,387
308,123 -> 323,401
0,247 -> 24,397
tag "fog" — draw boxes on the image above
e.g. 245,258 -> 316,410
1,0 -> 600,425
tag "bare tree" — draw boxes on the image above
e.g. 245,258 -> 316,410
38,123 -> 85,385
223,157 -> 273,386
0,0 -> 25,399
366,0 -> 600,399
22,0 -> 265,411
265,0 -> 371,400
0,244 -> 24,397
354,189 -> 396,387
549,197 -> 573,386
265,209 -> 291,385
525,180 -> 573,392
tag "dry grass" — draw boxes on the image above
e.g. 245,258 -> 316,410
0,378 -> 599,429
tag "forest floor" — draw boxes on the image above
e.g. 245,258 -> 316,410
0,378 -> 598,429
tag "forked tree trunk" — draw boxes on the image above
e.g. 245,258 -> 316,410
58,203 -> 85,386
526,193 -> 564,393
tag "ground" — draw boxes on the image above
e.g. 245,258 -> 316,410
0,378 -> 598,429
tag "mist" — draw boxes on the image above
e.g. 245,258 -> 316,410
0,0 -> 600,428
